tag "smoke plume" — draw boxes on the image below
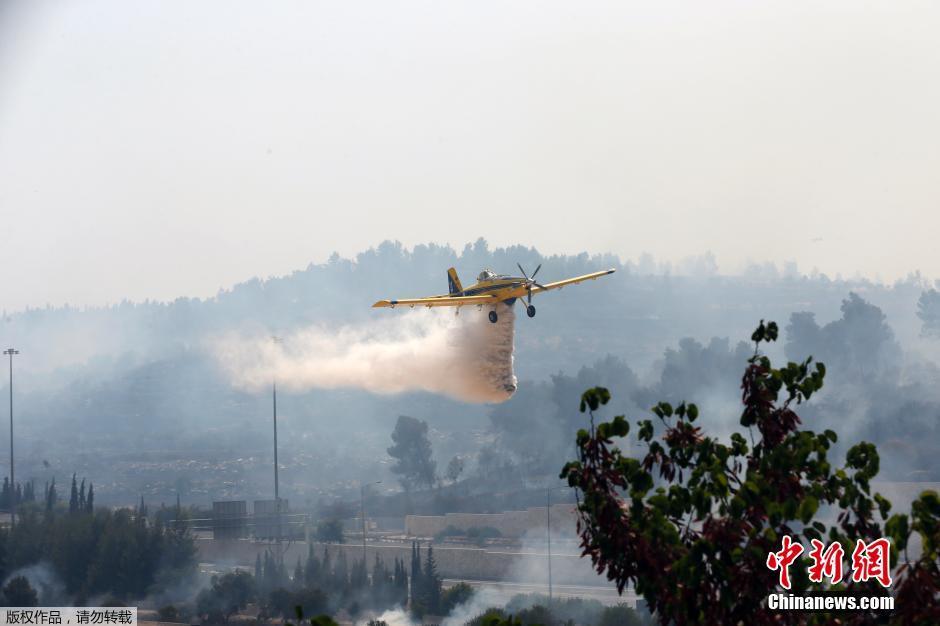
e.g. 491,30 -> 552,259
212,304 -> 518,403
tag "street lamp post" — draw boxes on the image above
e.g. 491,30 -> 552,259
361,480 -> 382,566
547,487 -> 553,605
273,383 -> 279,514
270,336 -> 282,562
4,348 -> 18,529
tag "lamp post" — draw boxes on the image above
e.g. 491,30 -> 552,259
361,480 -> 382,565
547,487 -> 553,605
4,348 -> 18,529
270,336 -> 282,560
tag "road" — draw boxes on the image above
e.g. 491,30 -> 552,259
442,578 -> 638,607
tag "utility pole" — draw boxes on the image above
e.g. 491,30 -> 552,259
273,381 -> 279,505
4,348 -> 17,529
273,381 -> 284,564
271,336 -> 282,563
361,480 -> 381,566
547,487 -> 553,605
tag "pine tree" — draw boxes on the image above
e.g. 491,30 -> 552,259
79,479 -> 86,511
277,558 -> 288,589
86,483 -> 94,513
45,478 -> 57,513
293,556 -> 304,589
262,550 -> 274,593
409,541 -> 421,608
69,474 -> 79,514
350,557 -> 368,592
304,545 -> 320,587
334,550 -> 348,592
321,547 -> 332,590
393,558 -> 402,604
424,544 -> 442,614
172,493 -> 182,531
372,554 -> 392,607
396,558 -> 409,604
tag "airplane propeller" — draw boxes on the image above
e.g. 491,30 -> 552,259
517,263 -> 546,304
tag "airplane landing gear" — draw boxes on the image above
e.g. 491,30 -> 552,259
488,310 -> 498,323
526,304 -> 536,318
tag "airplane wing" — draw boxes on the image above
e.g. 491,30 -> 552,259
372,294 -> 500,308
531,268 -> 616,293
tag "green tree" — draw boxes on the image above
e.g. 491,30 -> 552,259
445,456 -> 465,485
304,545 -> 320,587
409,541 -> 421,608
4,501 -> 195,602
917,288 -> 940,338
370,554 -> 393,608
285,606 -> 339,626
423,545 -> 442,613
44,478 -> 57,513
466,613 -> 524,626
784,293 -> 900,381
597,604 -> 644,626
393,557 -> 408,605
333,550 -> 348,594
293,556 -> 304,589
561,320 -> 940,625
315,519 -> 344,543
195,570 -> 256,624
349,557 -> 368,593
387,416 -> 437,491
320,547 -> 332,590
264,586 -> 328,620
2,575 -> 39,606
157,606 -> 181,623
441,581 -> 473,613
69,474 -> 79,514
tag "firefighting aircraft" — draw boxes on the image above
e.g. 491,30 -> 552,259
372,264 -> 616,323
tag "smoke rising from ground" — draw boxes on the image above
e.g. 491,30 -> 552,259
354,609 -> 416,626
213,305 -> 518,404
3,562 -> 68,606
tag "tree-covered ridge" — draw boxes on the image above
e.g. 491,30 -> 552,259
3,238 -> 931,378
2,239 -> 939,506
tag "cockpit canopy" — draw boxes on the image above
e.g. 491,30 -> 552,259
477,269 -> 497,281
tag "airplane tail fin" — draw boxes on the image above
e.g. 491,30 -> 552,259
447,268 -> 463,295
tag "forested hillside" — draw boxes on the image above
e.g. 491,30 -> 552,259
1,239 -> 938,507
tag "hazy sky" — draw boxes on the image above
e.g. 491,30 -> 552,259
1,1 -> 938,310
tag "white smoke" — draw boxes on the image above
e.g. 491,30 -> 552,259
3,562 -> 69,605
439,587 -> 504,626
212,304 -> 518,404
354,608 -> 417,626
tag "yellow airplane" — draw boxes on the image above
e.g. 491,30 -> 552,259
372,264 -> 616,323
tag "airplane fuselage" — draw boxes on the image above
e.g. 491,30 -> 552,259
373,265 -> 615,323
419,275 -> 529,304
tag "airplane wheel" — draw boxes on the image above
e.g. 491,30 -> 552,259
488,310 -> 498,323
526,304 -> 536,318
